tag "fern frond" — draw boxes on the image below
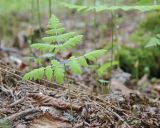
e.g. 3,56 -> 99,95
84,49 -> 107,62
45,66 -> 53,81
62,3 -> 160,12
31,43 -> 55,52
97,61 -> 119,76
56,32 -> 76,42
62,3 -> 88,12
42,36 -> 57,44
46,28 -> 65,35
145,34 -> 160,48
23,67 -> 45,80
51,60 -> 64,84
42,32 -> 76,44
78,56 -> 88,66
47,15 -> 62,29
68,56 -> 82,74
57,35 -> 83,50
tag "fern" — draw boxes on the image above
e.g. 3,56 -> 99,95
45,66 -> 53,81
62,2 -> 160,13
84,50 -> 106,62
97,61 -> 119,76
68,56 -> 82,74
145,34 -> 160,48
23,15 -> 106,84
51,60 -> 65,84
31,43 -> 55,52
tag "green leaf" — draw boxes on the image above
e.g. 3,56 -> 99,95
57,35 -> 83,50
63,2 -> 160,12
45,66 -> 53,81
47,15 -> 62,29
54,67 -> 64,84
84,49 -> 107,62
42,36 -> 57,43
68,57 -> 82,74
145,34 -> 160,48
46,28 -> 65,35
97,61 -> 119,76
79,56 -> 88,66
23,67 -> 45,80
31,43 -> 55,52
56,32 -> 76,42
51,59 -> 64,84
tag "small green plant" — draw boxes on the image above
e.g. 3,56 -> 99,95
23,15 -> 106,84
145,34 -> 160,48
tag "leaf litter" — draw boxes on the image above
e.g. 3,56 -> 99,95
0,59 -> 160,128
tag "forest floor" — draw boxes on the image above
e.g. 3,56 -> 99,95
0,12 -> 160,128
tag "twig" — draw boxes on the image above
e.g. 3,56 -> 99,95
5,108 -> 41,121
9,97 -> 25,107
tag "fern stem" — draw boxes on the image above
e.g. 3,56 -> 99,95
111,11 -> 114,74
93,0 -> 97,49
67,82 -> 73,116
64,66 -> 73,116
28,0 -> 35,70
48,0 -> 52,18
37,0 -> 42,37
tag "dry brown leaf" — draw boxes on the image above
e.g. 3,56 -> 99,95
29,112 -> 71,128
110,81 -> 133,96
153,85 -> 160,93
28,93 -> 82,111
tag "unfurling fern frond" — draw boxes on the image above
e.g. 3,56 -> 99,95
23,14 -> 106,85
145,34 -> 160,48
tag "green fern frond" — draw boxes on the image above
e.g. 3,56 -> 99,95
62,3 -> 88,12
84,50 -> 107,62
42,36 -> 57,43
97,61 -> 119,76
56,32 -> 76,42
46,28 -> 65,35
78,56 -> 88,66
45,66 -> 53,81
51,60 -> 64,84
54,67 -> 64,84
47,15 -> 62,29
145,34 -> 160,48
23,67 -> 45,80
68,56 -> 82,74
57,35 -> 83,50
42,32 -> 76,44
31,43 -> 55,52
62,3 -> 160,13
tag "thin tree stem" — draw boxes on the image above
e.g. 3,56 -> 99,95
49,0 -> 52,18
37,0 -> 42,37
93,0 -> 97,49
